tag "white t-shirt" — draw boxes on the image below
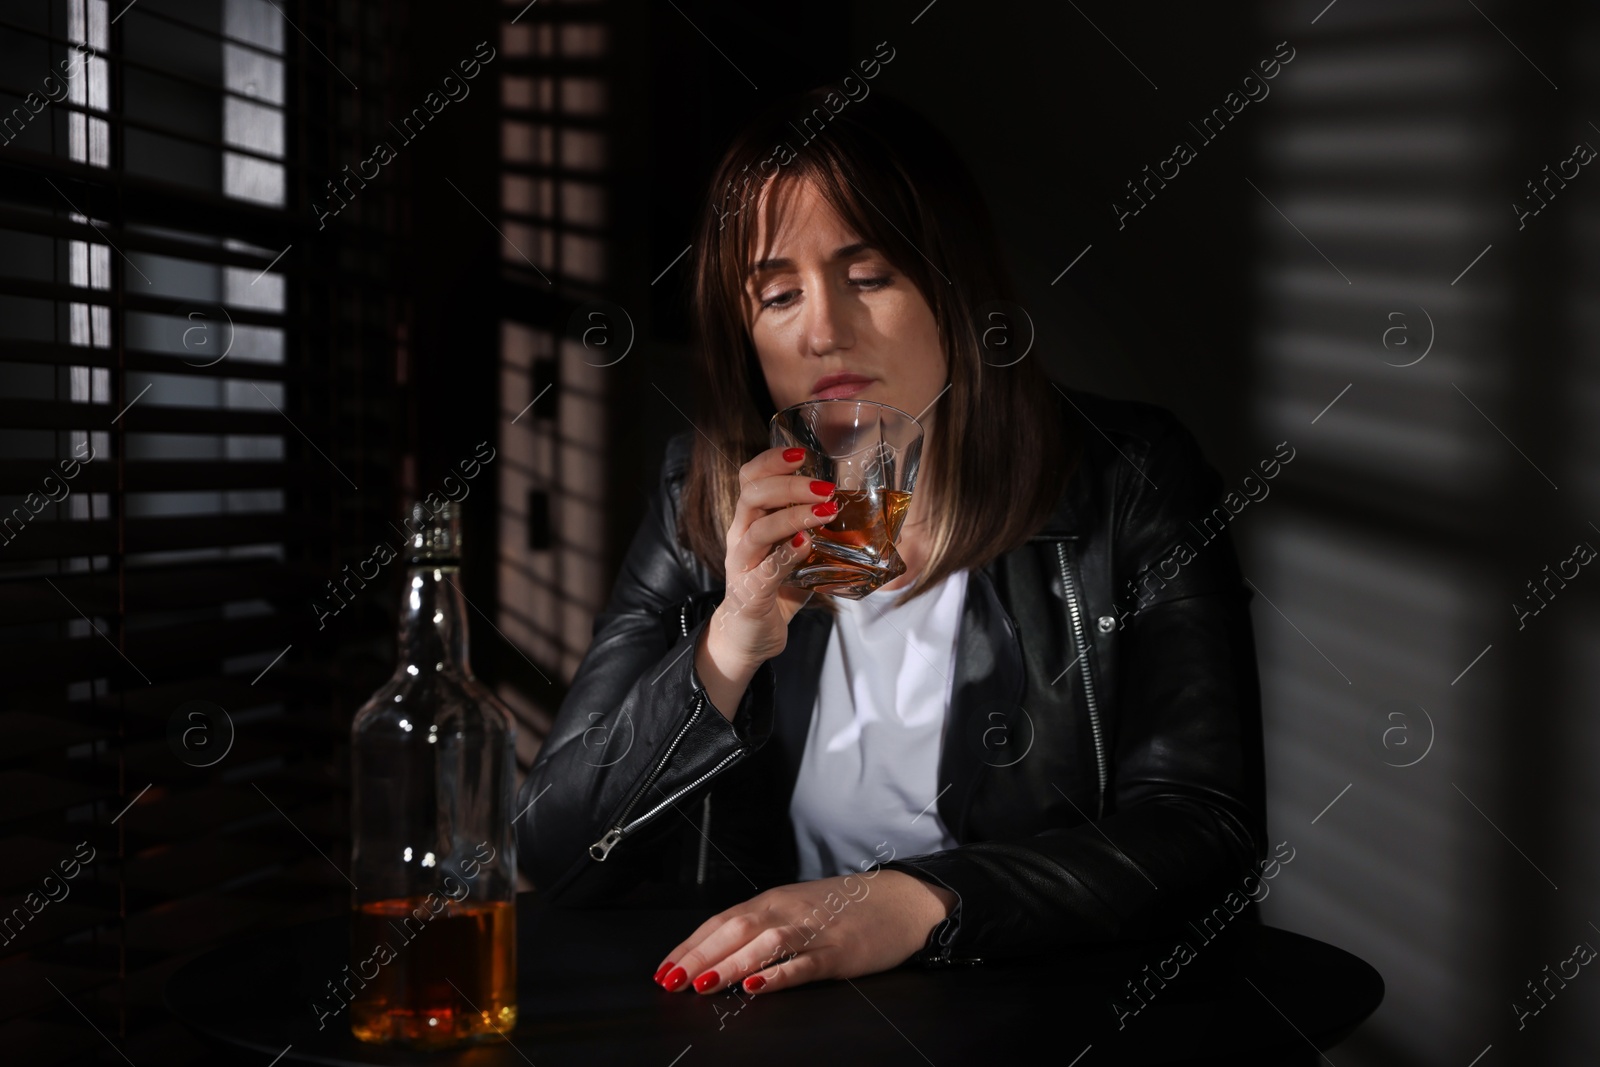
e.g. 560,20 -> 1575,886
789,569 -> 969,881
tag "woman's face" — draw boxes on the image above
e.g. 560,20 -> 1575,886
744,177 -> 947,428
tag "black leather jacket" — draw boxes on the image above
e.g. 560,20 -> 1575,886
515,385 -> 1267,965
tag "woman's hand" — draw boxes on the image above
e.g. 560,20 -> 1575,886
651,870 -> 957,995
695,445 -> 837,718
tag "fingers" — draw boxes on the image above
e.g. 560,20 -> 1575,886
655,912 -> 772,994
653,908 -> 742,991
740,946 -> 830,995
737,444 -> 811,497
650,893 -> 844,997
682,925 -> 800,995
736,447 -> 833,515
718,522 -> 817,629
729,445 -> 809,538
727,447 -> 836,563
708,445 -> 832,666
738,500 -> 837,565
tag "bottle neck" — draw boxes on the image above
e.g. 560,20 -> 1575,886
397,563 -> 470,672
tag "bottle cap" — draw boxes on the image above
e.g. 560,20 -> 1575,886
404,500 -> 461,564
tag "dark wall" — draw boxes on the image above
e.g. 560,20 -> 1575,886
628,2 -> 1262,483
848,3 -> 1260,471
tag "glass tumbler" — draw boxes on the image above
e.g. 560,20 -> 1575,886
769,398 -> 924,599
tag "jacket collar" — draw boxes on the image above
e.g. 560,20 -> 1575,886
768,604 -> 834,811
937,564 -> 1025,836
1026,382 -> 1099,542
1033,462 -> 1097,541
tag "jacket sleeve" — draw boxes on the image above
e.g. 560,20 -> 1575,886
514,446 -> 778,905
879,413 -> 1267,960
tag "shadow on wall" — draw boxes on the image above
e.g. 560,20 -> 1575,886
1244,3 -> 1598,1067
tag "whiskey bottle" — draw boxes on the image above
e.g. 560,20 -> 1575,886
348,502 -> 518,1048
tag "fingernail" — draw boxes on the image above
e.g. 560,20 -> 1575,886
662,966 -> 688,992
743,974 -> 766,993
812,501 -> 838,518
809,480 -> 835,497
693,970 -> 721,993
653,962 -> 675,985
791,532 -> 806,548
782,447 -> 805,463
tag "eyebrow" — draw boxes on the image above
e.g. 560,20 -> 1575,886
748,242 -> 872,276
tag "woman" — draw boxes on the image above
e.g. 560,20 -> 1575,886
515,88 -> 1266,999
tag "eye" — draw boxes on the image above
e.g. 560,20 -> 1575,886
756,270 -> 890,310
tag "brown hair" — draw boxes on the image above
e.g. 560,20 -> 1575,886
677,88 -> 1080,608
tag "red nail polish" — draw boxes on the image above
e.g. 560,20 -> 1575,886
654,962 -> 675,985
693,970 -> 721,993
809,480 -> 835,497
812,501 -> 838,518
782,447 -> 805,463
791,532 -> 806,548
743,974 -> 766,993
663,966 -> 688,991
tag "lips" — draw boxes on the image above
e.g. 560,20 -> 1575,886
811,373 -> 873,400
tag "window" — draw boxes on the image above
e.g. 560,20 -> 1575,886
0,2 -> 405,1060
493,0 -> 617,794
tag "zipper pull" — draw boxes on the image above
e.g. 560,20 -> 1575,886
590,828 -> 623,860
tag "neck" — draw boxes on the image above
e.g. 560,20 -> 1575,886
396,562 -> 471,672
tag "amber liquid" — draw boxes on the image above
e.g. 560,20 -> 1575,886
793,488 -> 913,598
348,897 -> 516,1048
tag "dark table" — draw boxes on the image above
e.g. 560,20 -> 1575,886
166,892 -> 1381,1066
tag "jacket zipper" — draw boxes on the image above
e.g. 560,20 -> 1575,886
589,599 -> 742,861
589,703 -> 747,860
1055,540 -> 1107,818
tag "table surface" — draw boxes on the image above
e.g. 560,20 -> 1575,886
166,892 -> 1382,1066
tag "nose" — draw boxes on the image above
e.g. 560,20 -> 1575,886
804,277 -> 855,356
